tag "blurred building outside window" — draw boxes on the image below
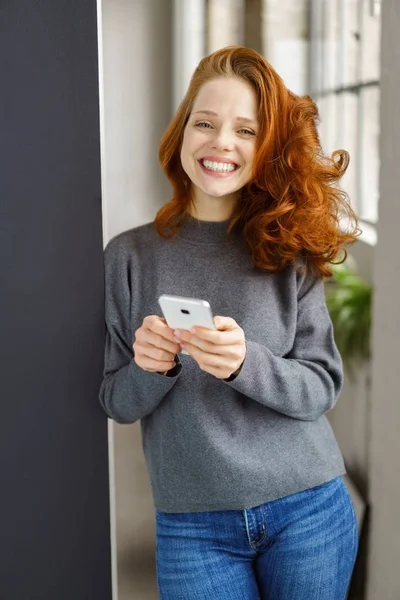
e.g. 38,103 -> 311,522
262,0 -> 309,97
206,0 -> 245,52
310,0 -> 381,229
173,0 -> 206,110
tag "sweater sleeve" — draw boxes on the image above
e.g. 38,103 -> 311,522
224,270 -> 343,421
98,235 -> 182,424
99,322 -> 181,424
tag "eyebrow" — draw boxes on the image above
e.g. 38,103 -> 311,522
192,110 -> 258,125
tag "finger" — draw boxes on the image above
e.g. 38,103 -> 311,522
135,342 -> 177,364
137,327 -> 180,355
187,327 -> 242,346
182,343 -> 235,369
183,336 -> 244,360
138,342 -> 177,363
213,316 -> 238,330
145,316 -> 176,342
136,354 -> 176,372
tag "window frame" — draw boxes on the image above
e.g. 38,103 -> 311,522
309,0 -> 381,236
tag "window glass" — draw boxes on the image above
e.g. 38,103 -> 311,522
323,0 -> 339,90
359,86 -> 380,222
339,92 -> 359,211
310,0 -> 381,224
318,94 -> 339,157
341,0 -> 360,86
360,0 -> 381,82
311,0 -> 325,94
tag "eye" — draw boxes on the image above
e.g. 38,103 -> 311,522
195,121 -> 213,129
238,128 -> 256,136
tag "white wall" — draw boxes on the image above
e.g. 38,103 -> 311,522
173,0 -> 205,110
207,0 -> 245,53
98,0 -> 173,598
100,0 -> 173,243
262,0 -> 309,95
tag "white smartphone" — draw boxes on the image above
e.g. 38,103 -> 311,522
158,294 -> 216,355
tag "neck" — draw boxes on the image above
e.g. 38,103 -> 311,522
189,190 -> 238,222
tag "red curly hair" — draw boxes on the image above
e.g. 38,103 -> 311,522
155,45 -> 359,277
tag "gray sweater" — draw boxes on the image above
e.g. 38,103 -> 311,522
99,215 -> 346,512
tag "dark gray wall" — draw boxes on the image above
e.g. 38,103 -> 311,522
0,2 -> 111,599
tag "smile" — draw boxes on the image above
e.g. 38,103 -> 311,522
199,159 -> 239,175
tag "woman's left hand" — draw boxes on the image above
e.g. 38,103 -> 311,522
174,316 -> 246,380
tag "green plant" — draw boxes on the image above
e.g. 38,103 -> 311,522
325,261 -> 373,375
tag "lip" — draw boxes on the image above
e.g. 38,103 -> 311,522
200,156 -> 240,168
198,157 -> 240,180
198,159 -> 239,178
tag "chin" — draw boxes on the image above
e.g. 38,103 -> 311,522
202,185 -> 240,198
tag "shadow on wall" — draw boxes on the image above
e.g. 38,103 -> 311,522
118,545 -> 158,600
114,421 -> 158,600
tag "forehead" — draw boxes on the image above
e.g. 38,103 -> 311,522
192,77 -> 258,119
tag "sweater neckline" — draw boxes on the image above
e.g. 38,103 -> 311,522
176,214 -> 239,245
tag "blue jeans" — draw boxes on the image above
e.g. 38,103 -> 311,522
156,477 -> 358,600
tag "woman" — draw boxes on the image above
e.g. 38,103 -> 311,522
100,46 -> 359,599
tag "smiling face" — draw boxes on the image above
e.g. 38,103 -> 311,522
180,76 -> 259,221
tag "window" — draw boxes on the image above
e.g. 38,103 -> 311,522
310,0 -> 381,224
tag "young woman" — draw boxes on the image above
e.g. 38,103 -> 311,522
100,46 -> 359,599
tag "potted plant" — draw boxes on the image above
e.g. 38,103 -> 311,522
325,260 -> 373,377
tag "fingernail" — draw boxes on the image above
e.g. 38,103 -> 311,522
174,330 -> 181,338
190,327 -> 197,334
173,337 -> 180,343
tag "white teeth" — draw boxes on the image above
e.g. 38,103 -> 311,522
202,159 -> 236,173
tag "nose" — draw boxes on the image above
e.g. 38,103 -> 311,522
210,127 -> 235,152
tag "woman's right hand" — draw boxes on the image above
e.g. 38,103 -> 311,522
133,315 -> 181,374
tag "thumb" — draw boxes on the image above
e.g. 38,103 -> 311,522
213,316 -> 237,331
